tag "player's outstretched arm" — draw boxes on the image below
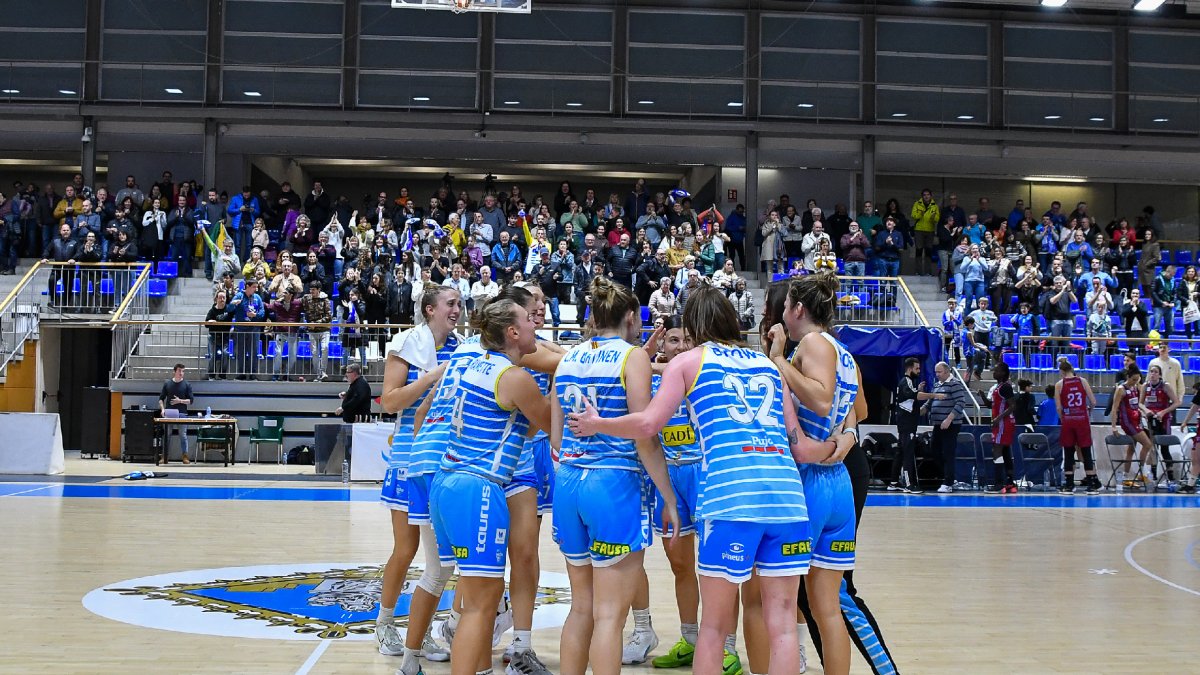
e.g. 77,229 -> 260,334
566,349 -> 700,439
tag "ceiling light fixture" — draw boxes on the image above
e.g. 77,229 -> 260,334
1133,0 -> 1166,10
1153,117 -> 1169,122
797,103 -> 814,108
243,91 -> 262,97
727,102 -> 744,107
59,89 -> 76,95
891,112 -> 908,117
1041,0 -> 1067,7
637,100 -> 654,105
412,96 -> 431,102
1044,114 -> 1062,120
565,102 -> 583,107
164,88 -> 183,94
502,100 -> 520,105
1089,116 -> 1106,122
956,114 -> 975,120
1,89 -> 18,94
1023,175 -> 1087,183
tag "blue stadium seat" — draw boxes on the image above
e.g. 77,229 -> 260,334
1109,354 -> 1125,371
1030,353 -> 1053,371
1073,315 -> 1086,333
1136,355 -> 1152,371
1175,250 -> 1194,267
147,278 -> 168,297
1002,352 -> 1024,369
71,277 -> 82,294
1161,250 -> 1171,266
1189,356 -> 1200,373
296,341 -> 312,359
99,277 -> 115,296
1082,354 -> 1106,372
1063,353 -> 1079,370
772,273 -> 789,282
328,343 -> 344,360
155,261 -> 178,279
640,306 -> 652,326
1173,316 -> 1184,332
999,314 -> 1015,330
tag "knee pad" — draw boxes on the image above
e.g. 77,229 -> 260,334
415,523 -> 453,596
1081,448 -> 1095,471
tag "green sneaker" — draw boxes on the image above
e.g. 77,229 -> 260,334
651,637 -> 696,668
722,649 -> 744,675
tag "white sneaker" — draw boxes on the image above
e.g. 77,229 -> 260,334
493,601 -> 514,648
376,622 -> 404,656
937,484 -> 953,494
437,618 -> 456,649
799,642 -> 808,673
420,629 -> 450,662
621,629 -> 659,665
506,649 -> 553,675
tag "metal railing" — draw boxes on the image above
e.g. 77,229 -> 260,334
0,262 -> 150,379
108,264 -> 158,380
1003,335 -> 1200,389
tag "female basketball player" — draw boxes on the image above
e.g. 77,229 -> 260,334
376,286 -> 461,658
761,280 -> 898,675
766,272 -> 859,675
428,297 -> 552,675
569,285 -> 854,675
1143,363 -> 1181,487
550,276 -> 680,675
1053,358 -> 1100,495
1112,366 -> 1157,489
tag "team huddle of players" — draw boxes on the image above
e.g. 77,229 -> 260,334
373,272 -> 872,675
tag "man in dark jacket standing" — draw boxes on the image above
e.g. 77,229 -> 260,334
605,232 -> 638,289
167,194 -> 195,277
337,363 -> 372,423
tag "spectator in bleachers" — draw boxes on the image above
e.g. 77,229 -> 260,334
605,232 -> 637,289
303,181 -> 331,232
53,185 -> 83,230
695,230 -> 716,276
724,203 -> 747,270
241,246 -> 271,281
780,204 -> 803,260
1044,275 -> 1076,353
935,214 -> 960,290
1110,218 -> 1137,247
1121,287 -> 1150,341
1107,236 -> 1137,292
229,278 -> 264,380
268,288 -> 303,381
139,197 -> 166,260
801,220 -> 831,272
987,246 -> 1016,314
166,195 -> 194,276
338,287 -> 368,366
205,289 -> 233,380
942,297 -> 963,366
110,229 -> 138,264
1152,264 -> 1178,337
636,249 -> 670,305
1139,229 -> 1161,283
1077,257 -> 1116,300
910,188 -> 940,277
872,217 -> 905,277
290,213 -> 317,252
1014,255 -> 1042,309
551,239 -> 576,307
813,239 -> 837,273
979,229 -> 997,259
1178,266 -> 1199,340
647,276 -> 676,324
1014,302 -> 1039,342
227,186 -> 260,260
636,202 -> 666,250
958,243 -> 986,311
250,217 -> 269,252
759,209 -> 783,275
968,296 -> 997,371
1062,229 -> 1094,271
470,265 -> 499,314
839,220 -> 870,278
711,259 -> 740,293
1086,298 -> 1114,356
675,268 -> 702,318
726,278 -> 754,330
491,230 -> 520,283
826,203 -> 852,243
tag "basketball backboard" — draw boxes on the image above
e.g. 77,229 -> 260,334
390,0 -> 532,13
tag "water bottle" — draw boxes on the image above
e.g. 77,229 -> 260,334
205,406 -> 212,419
970,466 -> 979,491
341,459 -> 350,484
1044,469 -> 1051,492
1116,477 -> 1124,494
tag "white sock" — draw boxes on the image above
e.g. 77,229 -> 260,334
377,606 -> 394,626
400,647 -> 421,674
477,670 -> 494,675
448,609 -> 462,630
511,629 -> 532,654
724,633 -> 737,652
681,623 -> 699,645
797,622 -> 809,643
633,608 -> 652,632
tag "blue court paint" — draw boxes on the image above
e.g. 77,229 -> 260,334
3,482 -> 1200,508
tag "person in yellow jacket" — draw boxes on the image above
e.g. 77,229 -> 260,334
910,188 -> 940,277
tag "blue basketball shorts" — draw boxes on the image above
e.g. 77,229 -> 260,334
797,462 -> 856,571
405,474 -> 433,524
533,436 -> 555,515
430,470 -> 509,578
380,466 -> 409,511
697,519 -> 812,584
552,464 -> 649,567
653,462 -> 701,537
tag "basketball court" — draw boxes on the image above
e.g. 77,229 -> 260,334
2,456 -> 1196,674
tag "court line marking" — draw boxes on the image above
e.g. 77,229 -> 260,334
294,638 -> 331,675
1123,523 -> 1200,598
0,484 -> 56,498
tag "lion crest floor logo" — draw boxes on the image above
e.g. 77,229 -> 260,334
82,563 -> 571,640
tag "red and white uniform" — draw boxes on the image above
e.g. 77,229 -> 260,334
1059,376 -> 1093,449
989,381 -> 1015,446
1143,381 -> 1171,433
1116,384 -> 1143,437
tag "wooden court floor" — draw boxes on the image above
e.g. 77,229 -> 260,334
2,463 -> 1198,674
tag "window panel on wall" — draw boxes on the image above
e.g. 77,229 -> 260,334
1005,25 -> 1112,63
761,14 -> 859,50
104,0 -> 207,31
877,86 -> 987,125
0,29 -> 85,61
494,75 -> 610,113
1130,31 -> 1200,99
0,64 -> 84,100
1004,92 -> 1112,129
494,9 -> 612,110
359,72 -> 477,109
629,11 -> 744,47
629,10 -> 743,85
100,66 -> 205,102
878,19 -> 987,56
760,83 -> 859,120
627,79 -> 744,116
1130,96 -> 1200,134
761,51 -> 858,83
102,33 -> 207,65
8,0 -> 85,28
223,68 -> 342,106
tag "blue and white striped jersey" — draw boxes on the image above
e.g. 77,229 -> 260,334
408,336 -> 484,477
653,373 -> 702,464
387,334 -> 460,470
554,335 -> 640,471
685,342 -> 807,523
793,332 -> 859,443
442,351 -> 530,483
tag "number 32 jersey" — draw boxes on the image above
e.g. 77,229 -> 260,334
554,335 -> 640,471
685,342 -> 807,524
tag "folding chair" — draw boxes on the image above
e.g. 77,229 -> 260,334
249,416 -> 285,464
862,431 -> 899,488
1017,432 -> 1057,491
1104,433 -> 1139,490
1154,434 -> 1188,491
955,431 -> 982,490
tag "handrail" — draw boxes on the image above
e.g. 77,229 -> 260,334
896,277 -> 930,327
0,262 -> 44,317
948,365 -> 983,426
109,263 -> 154,322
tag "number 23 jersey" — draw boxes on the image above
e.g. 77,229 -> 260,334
685,342 -> 807,524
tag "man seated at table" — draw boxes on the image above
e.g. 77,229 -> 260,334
159,363 -> 193,464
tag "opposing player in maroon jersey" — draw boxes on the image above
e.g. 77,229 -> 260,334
1053,358 -> 1100,495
